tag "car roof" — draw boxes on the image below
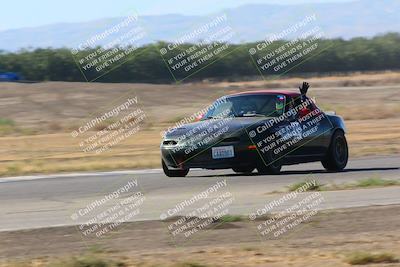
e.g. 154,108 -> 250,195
227,90 -> 300,98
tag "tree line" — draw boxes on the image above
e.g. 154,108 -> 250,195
0,33 -> 399,83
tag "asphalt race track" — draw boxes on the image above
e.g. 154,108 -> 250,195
0,155 -> 399,232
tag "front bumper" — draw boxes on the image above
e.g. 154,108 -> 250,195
161,143 -> 259,170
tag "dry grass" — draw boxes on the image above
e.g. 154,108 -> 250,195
0,205 -> 400,267
346,118 -> 400,156
287,180 -> 322,192
283,177 -> 400,193
0,130 -> 162,176
1,245 -> 399,267
1,118 -> 399,177
345,252 -> 398,265
211,70 -> 400,89
0,71 -> 399,176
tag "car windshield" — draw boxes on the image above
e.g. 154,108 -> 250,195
204,94 -> 287,119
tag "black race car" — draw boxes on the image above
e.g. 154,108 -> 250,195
161,82 -> 348,177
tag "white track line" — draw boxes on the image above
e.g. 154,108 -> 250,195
0,169 -> 163,183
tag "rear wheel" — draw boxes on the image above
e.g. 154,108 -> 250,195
322,130 -> 348,172
232,166 -> 255,174
162,160 -> 189,177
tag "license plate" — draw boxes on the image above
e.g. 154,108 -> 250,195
212,146 -> 234,159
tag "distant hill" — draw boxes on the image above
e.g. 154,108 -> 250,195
0,0 -> 399,51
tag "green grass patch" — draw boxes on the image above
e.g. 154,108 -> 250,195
0,118 -> 17,135
287,180 -> 322,192
49,255 -> 126,267
217,214 -> 243,223
354,177 -> 400,188
174,263 -> 209,267
345,252 -> 398,265
166,116 -> 187,124
330,177 -> 400,190
242,246 -> 257,251
0,118 -> 15,126
4,164 -> 23,176
281,177 -> 400,194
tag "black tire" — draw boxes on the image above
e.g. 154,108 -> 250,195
232,166 -> 255,174
322,130 -> 348,172
162,160 -> 189,177
256,150 -> 282,175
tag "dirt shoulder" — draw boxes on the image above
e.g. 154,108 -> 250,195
1,205 -> 399,266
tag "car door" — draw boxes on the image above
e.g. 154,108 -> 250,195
248,95 -> 300,164
291,96 -> 332,156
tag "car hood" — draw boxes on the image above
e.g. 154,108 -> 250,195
164,117 -> 270,140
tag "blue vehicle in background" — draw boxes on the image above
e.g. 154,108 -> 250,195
0,72 -> 21,82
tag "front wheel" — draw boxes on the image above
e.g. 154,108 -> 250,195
321,130 -> 348,172
232,166 -> 255,174
162,160 -> 189,177
256,150 -> 282,175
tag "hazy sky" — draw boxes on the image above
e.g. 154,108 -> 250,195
1,0 -> 353,31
